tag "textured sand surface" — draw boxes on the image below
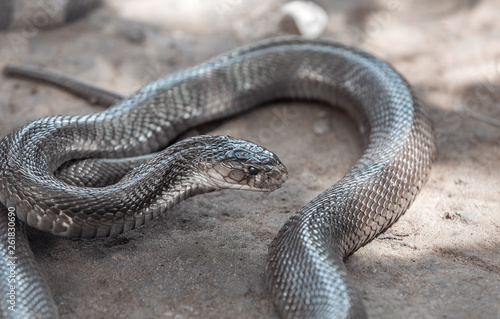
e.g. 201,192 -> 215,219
0,1 -> 499,318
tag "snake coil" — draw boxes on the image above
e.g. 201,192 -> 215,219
0,37 -> 435,318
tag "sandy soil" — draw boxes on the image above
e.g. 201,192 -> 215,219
0,0 -> 499,318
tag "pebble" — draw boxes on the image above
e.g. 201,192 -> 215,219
312,111 -> 331,135
278,1 -> 329,38
312,117 -> 331,135
124,27 -> 146,44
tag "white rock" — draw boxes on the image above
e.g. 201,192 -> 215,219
279,1 -> 328,38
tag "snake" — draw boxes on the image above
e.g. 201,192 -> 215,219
0,35 -> 436,319
0,0 -> 101,30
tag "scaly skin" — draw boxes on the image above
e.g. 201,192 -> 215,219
0,37 -> 435,318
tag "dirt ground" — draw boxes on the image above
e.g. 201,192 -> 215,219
0,0 -> 499,318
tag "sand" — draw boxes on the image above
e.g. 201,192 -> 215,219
0,0 -> 498,318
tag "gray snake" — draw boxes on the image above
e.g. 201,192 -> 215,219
0,0 -> 101,30
0,35 -> 436,319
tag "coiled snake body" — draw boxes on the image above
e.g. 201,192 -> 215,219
0,0 -> 101,29
0,37 -> 435,318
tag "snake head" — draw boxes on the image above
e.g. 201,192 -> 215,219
195,135 -> 288,192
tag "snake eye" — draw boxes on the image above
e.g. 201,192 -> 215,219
248,166 -> 259,176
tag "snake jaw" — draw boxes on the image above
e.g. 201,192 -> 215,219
193,135 -> 288,192
253,163 -> 289,192
203,160 -> 288,192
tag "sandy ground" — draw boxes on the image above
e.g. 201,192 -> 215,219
0,0 -> 499,318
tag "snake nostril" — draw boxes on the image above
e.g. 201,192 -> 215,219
269,168 -> 283,180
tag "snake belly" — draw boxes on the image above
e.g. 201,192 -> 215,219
0,37 -> 436,318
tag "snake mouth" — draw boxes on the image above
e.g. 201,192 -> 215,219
218,164 -> 288,192
253,164 -> 289,192
203,152 -> 288,192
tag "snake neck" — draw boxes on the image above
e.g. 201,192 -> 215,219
118,138 -> 218,212
0,136 -> 219,238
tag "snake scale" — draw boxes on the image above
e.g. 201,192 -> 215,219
0,4 -> 436,318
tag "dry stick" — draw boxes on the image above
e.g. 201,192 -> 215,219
454,101 -> 500,127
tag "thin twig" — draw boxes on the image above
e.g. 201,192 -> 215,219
454,101 -> 500,127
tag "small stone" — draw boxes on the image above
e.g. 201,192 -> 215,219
125,27 -> 146,44
312,117 -> 331,135
279,1 -> 329,38
443,211 -> 459,220
443,210 -> 479,225
459,211 -> 479,224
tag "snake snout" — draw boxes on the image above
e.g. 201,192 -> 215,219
206,158 -> 288,192
259,164 -> 288,191
199,135 -> 288,192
